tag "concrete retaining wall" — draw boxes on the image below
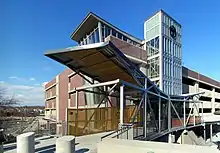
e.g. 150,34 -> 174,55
98,139 -> 219,153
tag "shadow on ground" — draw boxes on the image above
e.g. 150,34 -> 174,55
38,136 -> 54,141
76,148 -> 90,153
36,144 -> 56,153
4,141 -> 40,151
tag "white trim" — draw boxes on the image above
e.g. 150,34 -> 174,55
68,104 -> 106,109
68,72 -> 76,78
147,54 -> 160,60
150,77 -> 160,82
69,79 -> 120,93
45,83 -> 57,91
45,96 -> 56,101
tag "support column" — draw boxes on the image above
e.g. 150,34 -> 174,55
193,82 -> 199,114
210,124 -> 213,142
120,85 -> 124,125
211,88 -> 215,114
75,91 -> 78,135
75,91 -> 78,109
203,124 -> 206,141
17,132 -> 35,153
56,75 -> 60,134
98,22 -> 103,42
168,98 -> 171,131
202,102 -> 204,123
168,133 -> 174,143
193,102 -> 196,126
158,96 -> 161,133
183,99 -> 186,127
144,78 -> 147,137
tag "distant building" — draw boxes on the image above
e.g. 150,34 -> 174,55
44,10 -> 220,134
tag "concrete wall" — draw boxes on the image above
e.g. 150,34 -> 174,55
177,130 -> 205,145
98,139 -> 219,153
182,67 -> 220,114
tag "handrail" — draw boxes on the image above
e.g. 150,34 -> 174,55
101,125 -> 132,141
112,126 -> 132,139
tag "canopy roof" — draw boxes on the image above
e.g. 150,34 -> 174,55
45,41 -> 146,86
45,41 -> 203,100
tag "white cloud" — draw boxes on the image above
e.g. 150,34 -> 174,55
8,76 -> 20,80
29,77 -> 35,81
0,82 -> 44,106
34,83 -> 41,86
8,76 -> 37,82
0,81 -> 4,84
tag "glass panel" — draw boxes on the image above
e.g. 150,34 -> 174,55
123,36 -> 128,41
118,33 -> 122,39
155,36 -> 159,49
112,30 -> 116,37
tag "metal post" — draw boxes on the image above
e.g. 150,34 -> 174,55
202,102 -> 204,123
203,123 -> 206,141
183,99 -> 186,127
75,91 -> 78,135
120,85 -> 124,125
210,124 -> 213,142
168,97 -> 171,131
144,78 -> 147,137
193,102 -> 196,126
75,91 -> 78,109
158,96 -> 161,133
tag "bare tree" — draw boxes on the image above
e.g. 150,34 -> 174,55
0,87 -> 18,107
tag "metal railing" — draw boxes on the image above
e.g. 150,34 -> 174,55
101,124 -> 132,141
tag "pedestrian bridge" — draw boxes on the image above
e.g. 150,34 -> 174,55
45,41 -> 206,141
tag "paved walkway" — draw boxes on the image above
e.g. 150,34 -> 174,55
4,132 -> 111,153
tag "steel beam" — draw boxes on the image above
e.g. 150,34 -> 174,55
170,102 -> 183,126
183,99 -> 186,127
131,94 -> 144,123
148,91 -> 169,100
69,79 -> 120,93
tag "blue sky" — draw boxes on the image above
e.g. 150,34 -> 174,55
0,0 -> 220,105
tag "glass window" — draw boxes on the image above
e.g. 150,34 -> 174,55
123,36 -> 127,41
106,27 -> 111,37
155,36 -> 159,49
118,33 -> 122,39
91,33 -> 95,43
94,28 -> 100,43
102,25 -> 105,40
112,29 -> 116,37
150,39 -> 154,47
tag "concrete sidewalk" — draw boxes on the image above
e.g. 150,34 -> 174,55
4,132 -> 111,153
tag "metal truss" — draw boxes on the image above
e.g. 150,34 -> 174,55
66,71 -> 205,140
